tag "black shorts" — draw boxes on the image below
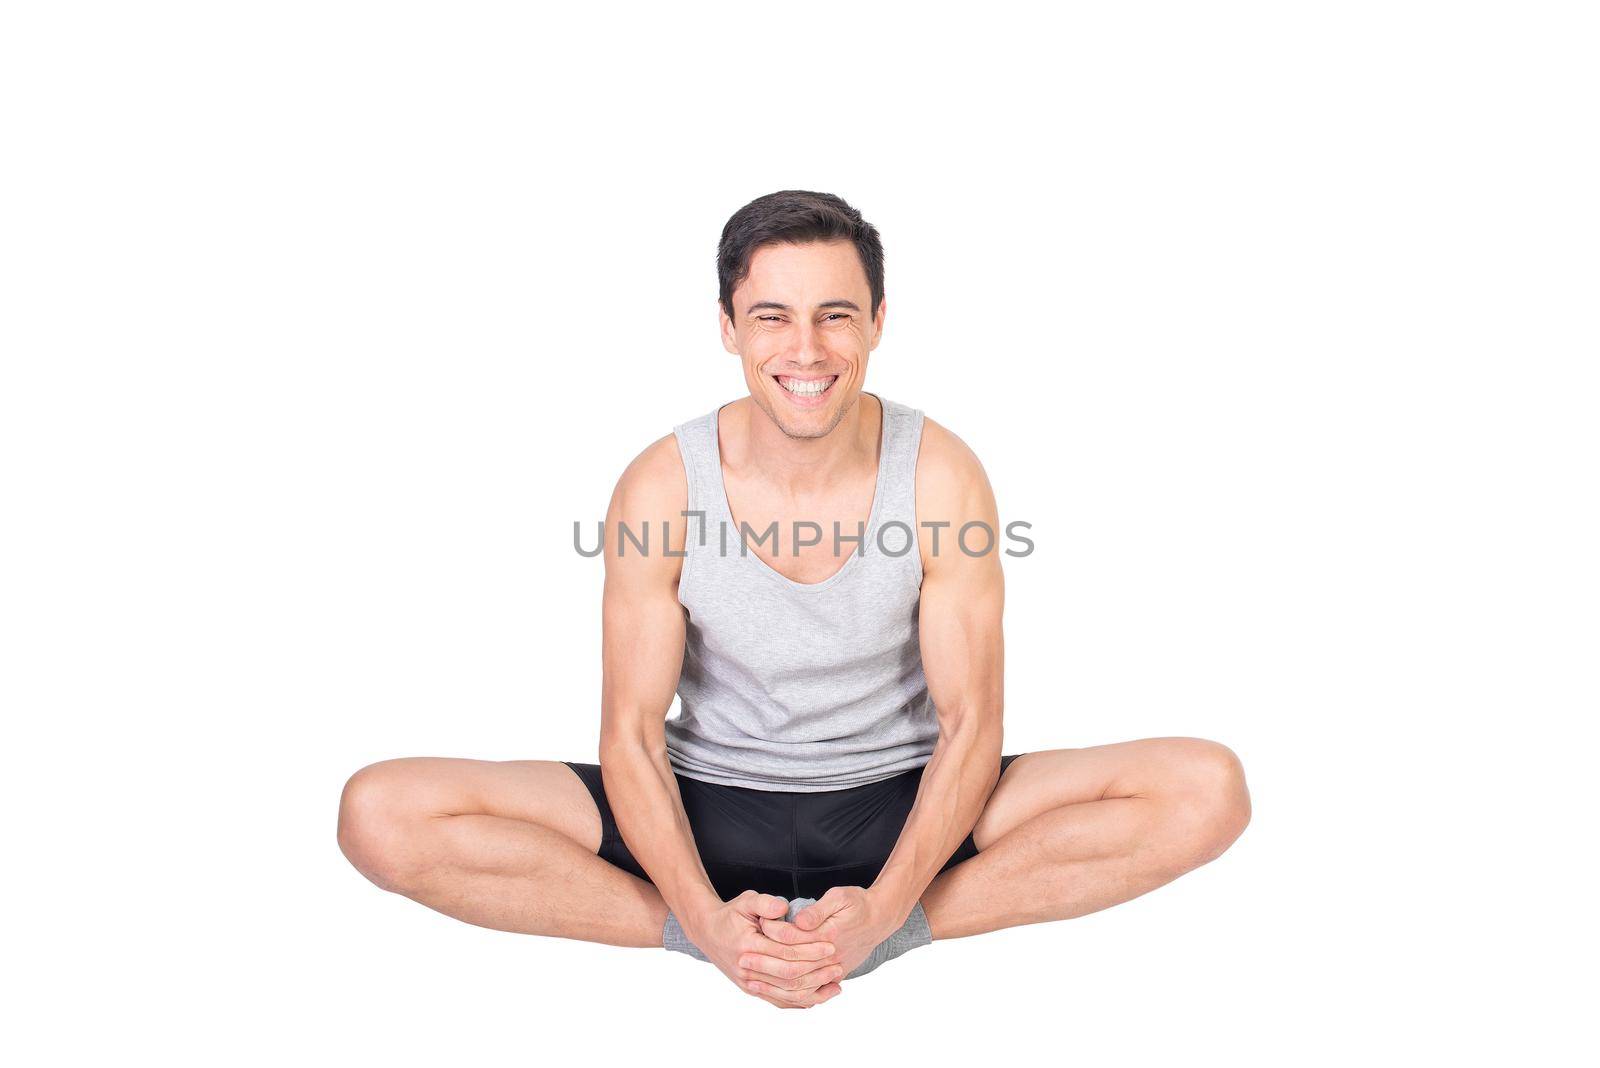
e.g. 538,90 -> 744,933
561,753 -> 1024,901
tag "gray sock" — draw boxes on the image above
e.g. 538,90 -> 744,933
784,896 -> 933,979
662,909 -> 711,961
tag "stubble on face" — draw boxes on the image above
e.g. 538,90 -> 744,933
754,389 -> 859,441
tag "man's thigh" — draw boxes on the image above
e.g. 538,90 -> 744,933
341,756 -> 605,853
968,737 -> 1244,852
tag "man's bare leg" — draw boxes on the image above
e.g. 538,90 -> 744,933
919,737 -> 1251,941
337,757 -> 667,947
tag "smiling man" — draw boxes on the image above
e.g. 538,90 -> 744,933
336,190 -> 1252,1009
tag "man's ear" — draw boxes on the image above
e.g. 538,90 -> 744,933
869,295 -> 887,350
719,300 -> 740,355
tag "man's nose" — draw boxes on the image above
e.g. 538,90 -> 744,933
787,320 -> 826,366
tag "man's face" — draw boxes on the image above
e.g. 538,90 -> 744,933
720,239 -> 884,440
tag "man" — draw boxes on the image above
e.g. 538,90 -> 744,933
337,190 -> 1251,1010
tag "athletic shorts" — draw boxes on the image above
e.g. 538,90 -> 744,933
561,753 -> 1023,901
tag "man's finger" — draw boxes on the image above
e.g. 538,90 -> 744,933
794,894 -> 845,931
738,891 -> 789,919
751,931 -> 836,963
747,985 -> 798,1009
758,914 -> 838,946
745,977 -> 833,1008
739,952 -> 846,987
761,914 -> 838,946
742,983 -> 791,1010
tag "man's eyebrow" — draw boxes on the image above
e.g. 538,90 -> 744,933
746,299 -> 862,314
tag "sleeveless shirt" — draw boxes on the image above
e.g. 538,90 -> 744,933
663,393 -> 940,791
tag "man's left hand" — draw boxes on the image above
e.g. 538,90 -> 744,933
757,886 -> 901,978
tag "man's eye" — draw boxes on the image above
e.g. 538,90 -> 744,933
758,315 -> 784,322
823,313 -> 849,321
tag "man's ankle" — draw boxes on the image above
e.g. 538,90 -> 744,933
662,909 -> 710,961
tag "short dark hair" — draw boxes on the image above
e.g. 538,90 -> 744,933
716,190 -> 885,322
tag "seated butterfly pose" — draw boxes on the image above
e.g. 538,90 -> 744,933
337,190 -> 1251,1009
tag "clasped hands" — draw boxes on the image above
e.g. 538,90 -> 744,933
683,886 -> 904,1009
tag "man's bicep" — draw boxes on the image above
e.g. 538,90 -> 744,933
916,421 -> 1005,727
600,564 -> 685,748
919,537 -> 1004,725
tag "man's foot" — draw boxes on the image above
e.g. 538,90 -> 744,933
661,909 -> 710,960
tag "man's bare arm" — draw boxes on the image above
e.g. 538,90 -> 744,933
597,436 -> 723,929
597,437 -> 843,1006
868,419 -> 1006,924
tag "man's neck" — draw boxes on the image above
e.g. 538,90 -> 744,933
724,392 -> 882,497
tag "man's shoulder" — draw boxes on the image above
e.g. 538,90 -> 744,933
610,431 -> 687,515
915,414 -> 990,501
602,432 -> 689,579
913,411 -> 999,560
911,413 -> 1001,576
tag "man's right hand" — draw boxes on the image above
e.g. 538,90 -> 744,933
685,890 -> 846,1008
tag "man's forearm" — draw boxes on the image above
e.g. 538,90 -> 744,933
869,715 -> 1002,922
599,734 -> 722,934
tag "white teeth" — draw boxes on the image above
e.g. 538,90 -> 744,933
780,376 -> 835,396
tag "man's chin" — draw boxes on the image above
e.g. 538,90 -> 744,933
768,399 -> 848,440
778,421 -> 835,441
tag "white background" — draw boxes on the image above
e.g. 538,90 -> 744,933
3,2 -> 1595,1063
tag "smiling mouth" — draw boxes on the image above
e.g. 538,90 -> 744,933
774,374 -> 839,398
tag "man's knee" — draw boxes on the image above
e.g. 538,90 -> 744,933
337,759 -> 429,894
1167,738 -> 1251,867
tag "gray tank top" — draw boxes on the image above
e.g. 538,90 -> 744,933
664,393 -> 940,791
